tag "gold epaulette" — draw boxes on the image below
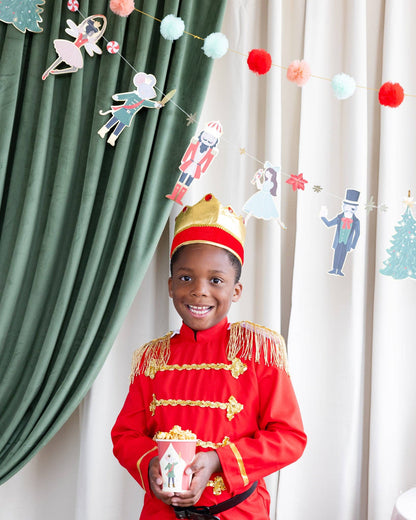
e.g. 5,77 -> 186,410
227,321 -> 289,374
130,332 -> 173,383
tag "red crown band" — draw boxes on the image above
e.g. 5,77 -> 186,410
170,226 -> 244,265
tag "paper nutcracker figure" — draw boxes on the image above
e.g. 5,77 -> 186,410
97,72 -> 170,146
320,189 -> 360,276
166,120 -> 223,205
42,15 -> 106,80
243,161 -> 286,229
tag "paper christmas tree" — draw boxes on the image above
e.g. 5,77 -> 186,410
380,196 -> 416,280
0,0 -> 44,33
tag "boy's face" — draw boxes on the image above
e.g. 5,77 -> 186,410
168,243 -> 243,331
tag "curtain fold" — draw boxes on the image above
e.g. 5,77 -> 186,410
0,0 -> 226,484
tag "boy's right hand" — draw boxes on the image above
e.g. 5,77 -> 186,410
148,456 -> 175,505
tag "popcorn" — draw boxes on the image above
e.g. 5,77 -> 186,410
154,425 -> 197,441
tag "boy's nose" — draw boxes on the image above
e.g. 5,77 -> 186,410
191,279 -> 208,296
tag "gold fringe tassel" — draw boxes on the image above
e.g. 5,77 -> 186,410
130,332 -> 173,383
227,321 -> 289,374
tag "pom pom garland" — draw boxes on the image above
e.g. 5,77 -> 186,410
331,73 -> 356,99
378,82 -> 405,107
286,59 -> 311,86
110,0 -> 135,17
160,14 -> 185,40
202,32 -> 229,59
247,49 -> 272,75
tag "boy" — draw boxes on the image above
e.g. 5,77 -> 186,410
111,193 -> 306,519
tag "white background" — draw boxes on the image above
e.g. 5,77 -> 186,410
1,1 -> 416,519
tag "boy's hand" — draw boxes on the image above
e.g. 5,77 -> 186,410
148,456 -> 175,505
171,451 -> 222,508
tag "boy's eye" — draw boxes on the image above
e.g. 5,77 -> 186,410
179,275 -> 191,282
211,277 -> 222,285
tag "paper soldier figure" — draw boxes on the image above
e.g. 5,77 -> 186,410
164,455 -> 178,488
320,189 -> 360,276
42,15 -> 106,80
243,161 -> 286,229
166,120 -> 223,205
98,72 -> 165,146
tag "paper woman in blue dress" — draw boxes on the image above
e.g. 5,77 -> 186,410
320,188 -> 360,276
243,162 -> 286,229
98,72 -> 164,146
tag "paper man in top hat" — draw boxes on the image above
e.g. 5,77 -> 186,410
166,120 -> 223,205
320,189 -> 361,276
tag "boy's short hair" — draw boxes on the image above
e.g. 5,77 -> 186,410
170,244 -> 242,284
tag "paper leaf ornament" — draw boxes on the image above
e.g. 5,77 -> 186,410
0,0 -> 44,33
166,121 -> 223,205
286,172 -> 308,191
243,162 -> 286,229
320,189 -> 361,277
380,195 -> 416,280
98,72 -> 174,146
42,15 -> 107,80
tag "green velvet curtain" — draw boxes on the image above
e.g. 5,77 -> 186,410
0,0 -> 226,484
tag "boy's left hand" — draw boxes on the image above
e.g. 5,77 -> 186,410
171,451 -> 222,508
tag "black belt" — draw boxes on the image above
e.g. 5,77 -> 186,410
172,480 -> 258,519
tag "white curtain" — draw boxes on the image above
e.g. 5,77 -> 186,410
1,1 -> 416,519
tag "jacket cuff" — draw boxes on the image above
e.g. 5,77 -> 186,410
216,442 -> 250,491
136,442 -> 158,493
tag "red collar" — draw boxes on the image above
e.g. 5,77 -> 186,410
179,318 -> 229,343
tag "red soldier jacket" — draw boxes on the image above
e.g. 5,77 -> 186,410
179,139 -> 217,179
111,318 -> 307,519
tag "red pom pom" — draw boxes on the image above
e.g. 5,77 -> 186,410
378,82 -> 404,107
247,49 -> 272,75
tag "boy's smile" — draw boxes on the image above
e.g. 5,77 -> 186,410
169,243 -> 243,331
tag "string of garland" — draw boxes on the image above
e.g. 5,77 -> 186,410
67,1 -> 414,214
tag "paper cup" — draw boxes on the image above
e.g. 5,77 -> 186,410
156,439 -> 196,492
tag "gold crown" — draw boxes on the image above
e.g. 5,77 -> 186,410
171,194 -> 246,264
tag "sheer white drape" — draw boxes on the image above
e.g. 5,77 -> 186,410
1,1 -> 416,519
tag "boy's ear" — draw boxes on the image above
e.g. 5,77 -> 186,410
232,282 -> 243,302
168,277 -> 173,298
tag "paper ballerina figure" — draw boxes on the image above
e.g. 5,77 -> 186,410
320,188 -> 361,276
243,161 -> 286,229
98,73 -> 175,146
42,15 -> 107,80
166,120 -> 223,205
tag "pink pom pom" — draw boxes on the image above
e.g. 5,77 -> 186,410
286,60 -> 311,86
247,49 -> 272,75
110,0 -> 135,17
378,82 -> 404,107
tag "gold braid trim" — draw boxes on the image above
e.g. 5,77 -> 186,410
146,357 -> 247,379
227,321 -> 289,374
149,394 -> 243,421
130,332 -> 173,383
